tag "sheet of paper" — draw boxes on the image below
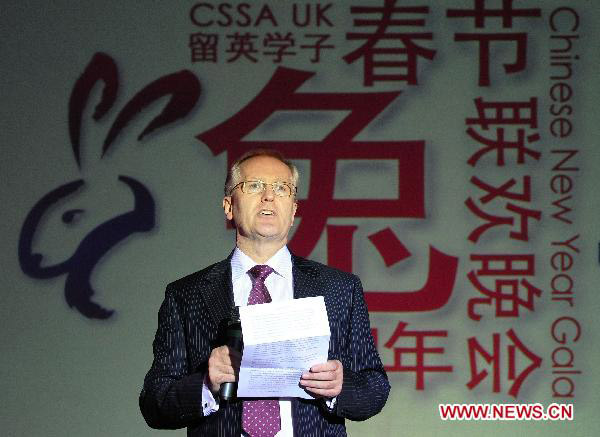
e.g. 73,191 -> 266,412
237,296 -> 330,399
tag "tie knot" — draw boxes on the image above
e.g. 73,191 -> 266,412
248,264 -> 274,282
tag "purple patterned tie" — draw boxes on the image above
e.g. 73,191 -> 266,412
242,265 -> 281,437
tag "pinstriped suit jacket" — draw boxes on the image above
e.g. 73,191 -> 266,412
139,253 -> 390,436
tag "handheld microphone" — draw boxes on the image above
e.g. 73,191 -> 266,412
219,306 -> 242,401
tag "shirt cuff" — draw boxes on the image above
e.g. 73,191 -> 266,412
201,373 -> 220,416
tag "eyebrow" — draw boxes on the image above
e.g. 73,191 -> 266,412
245,178 -> 292,183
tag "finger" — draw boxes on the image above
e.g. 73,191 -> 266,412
209,353 -> 232,369
217,355 -> 240,371
304,376 -> 339,387
309,361 -> 338,373
210,371 -> 236,384
211,346 -> 229,360
207,366 -> 237,394
300,378 -> 337,389
218,372 -> 237,383
210,346 -> 241,367
214,345 -> 231,355
215,364 -> 237,375
208,352 -> 238,371
301,370 -> 337,381
302,385 -> 340,398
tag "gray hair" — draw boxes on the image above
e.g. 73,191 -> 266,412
224,149 -> 299,196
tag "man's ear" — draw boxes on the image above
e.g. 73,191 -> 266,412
290,201 -> 298,226
223,196 -> 233,221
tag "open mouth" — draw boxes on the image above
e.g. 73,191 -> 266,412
259,209 -> 275,216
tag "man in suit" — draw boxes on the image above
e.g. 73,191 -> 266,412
140,150 -> 389,436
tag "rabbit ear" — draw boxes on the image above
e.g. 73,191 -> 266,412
102,70 -> 201,156
68,52 -> 119,169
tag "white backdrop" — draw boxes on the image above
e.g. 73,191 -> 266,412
2,1 -> 600,435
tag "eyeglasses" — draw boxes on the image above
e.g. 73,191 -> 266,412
230,180 -> 297,197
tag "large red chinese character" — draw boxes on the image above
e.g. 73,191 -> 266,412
344,0 -> 436,86
465,175 -> 541,242
467,253 -> 542,320
447,1 -> 541,86
327,226 -> 458,312
466,97 -> 540,166
383,321 -> 453,389
466,127 -> 540,166
467,328 -> 542,397
197,67 -> 424,258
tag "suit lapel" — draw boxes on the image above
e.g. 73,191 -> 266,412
199,256 -> 235,326
292,254 -> 322,299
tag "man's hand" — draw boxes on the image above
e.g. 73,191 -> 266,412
300,359 -> 343,398
207,346 -> 241,396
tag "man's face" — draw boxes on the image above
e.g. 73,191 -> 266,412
223,155 -> 297,247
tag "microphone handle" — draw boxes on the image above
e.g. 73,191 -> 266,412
219,321 -> 243,401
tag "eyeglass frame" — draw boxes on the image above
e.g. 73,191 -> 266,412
228,180 -> 297,197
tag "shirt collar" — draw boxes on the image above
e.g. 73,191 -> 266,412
231,245 -> 292,281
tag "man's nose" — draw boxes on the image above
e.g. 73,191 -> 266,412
261,184 -> 275,201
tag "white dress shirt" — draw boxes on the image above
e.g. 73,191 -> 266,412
202,246 -> 294,437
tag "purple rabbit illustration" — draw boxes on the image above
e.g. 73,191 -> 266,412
18,52 -> 201,319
